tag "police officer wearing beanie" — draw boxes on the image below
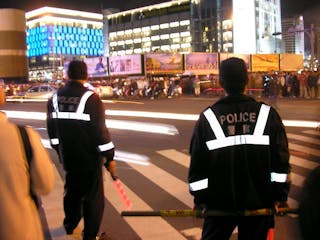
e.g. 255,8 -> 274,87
46,60 -> 116,240
188,57 -> 291,240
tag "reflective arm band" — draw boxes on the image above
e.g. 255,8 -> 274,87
271,172 -> 288,183
50,138 -> 59,145
98,142 -> 115,152
189,178 -> 208,191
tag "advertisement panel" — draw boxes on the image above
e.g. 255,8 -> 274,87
184,52 -> 219,75
108,54 -> 143,76
146,53 -> 183,74
219,53 -> 251,70
279,53 -> 304,71
251,54 -> 279,72
84,57 -> 108,77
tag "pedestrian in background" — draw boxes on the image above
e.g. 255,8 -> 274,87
188,57 -> 291,240
298,71 -> 309,98
0,97 -> 55,239
46,60 -> 116,240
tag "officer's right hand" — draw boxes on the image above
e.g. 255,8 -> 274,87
193,204 -> 207,218
106,160 -> 117,180
274,201 -> 289,215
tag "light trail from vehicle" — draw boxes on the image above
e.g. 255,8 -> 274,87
2,110 -> 179,135
42,139 -> 150,166
105,110 -> 198,121
1,110 -> 319,130
282,120 -> 319,129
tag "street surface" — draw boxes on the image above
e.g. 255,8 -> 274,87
1,96 -> 319,240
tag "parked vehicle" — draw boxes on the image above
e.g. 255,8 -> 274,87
23,85 -> 56,99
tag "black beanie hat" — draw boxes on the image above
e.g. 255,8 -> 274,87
219,57 -> 248,94
67,60 -> 88,80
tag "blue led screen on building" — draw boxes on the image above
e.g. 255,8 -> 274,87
27,25 -> 104,57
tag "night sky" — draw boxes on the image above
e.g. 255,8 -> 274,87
0,0 -> 319,23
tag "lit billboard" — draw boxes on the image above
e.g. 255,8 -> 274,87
145,53 -> 183,74
84,57 -> 108,77
184,52 -> 219,75
279,53 -> 304,71
251,54 -> 279,72
108,54 -> 144,76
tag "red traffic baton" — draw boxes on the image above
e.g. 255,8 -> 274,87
111,175 -> 132,210
121,208 -> 298,218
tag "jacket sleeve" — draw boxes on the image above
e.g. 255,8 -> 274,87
88,94 -> 115,165
188,114 -> 210,206
269,108 -> 291,202
26,126 -> 55,196
46,97 -> 59,153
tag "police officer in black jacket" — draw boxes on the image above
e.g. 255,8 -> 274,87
47,60 -> 116,240
188,57 -> 291,240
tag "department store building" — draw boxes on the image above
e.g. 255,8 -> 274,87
26,7 -> 104,81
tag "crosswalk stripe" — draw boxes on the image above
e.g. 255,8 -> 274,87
290,155 -> 319,170
291,173 -> 305,187
303,129 -> 320,136
181,227 -> 202,239
103,172 -> 187,240
287,133 -> 320,145
288,197 -> 299,209
289,142 -> 320,157
124,160 -> 194,208
156,149 -> 190,168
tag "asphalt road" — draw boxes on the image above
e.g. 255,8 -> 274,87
1,96 -> 319,240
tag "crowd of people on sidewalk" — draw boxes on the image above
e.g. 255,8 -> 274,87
251,70 -> 320,99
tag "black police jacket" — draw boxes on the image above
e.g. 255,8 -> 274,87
46,80 -> 114,172
188,94 -> 291,211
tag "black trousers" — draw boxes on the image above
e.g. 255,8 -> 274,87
201,215 -> 274,240
63,168 -> 105,240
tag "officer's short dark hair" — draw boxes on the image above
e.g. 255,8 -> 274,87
67,60 -> 88,80
219,57 -> 248,94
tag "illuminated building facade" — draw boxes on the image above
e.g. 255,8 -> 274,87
26,7 -> 103,81
104,0 -> 282,56
105,0 -> 192,56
